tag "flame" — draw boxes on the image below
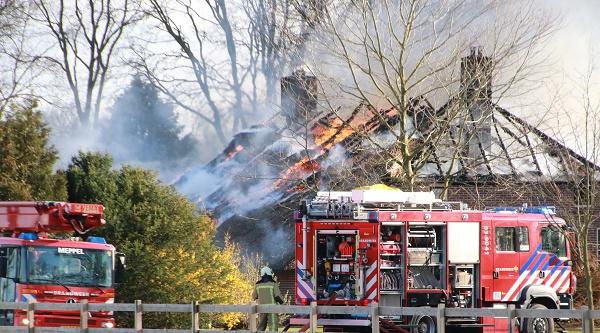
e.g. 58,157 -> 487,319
311,112 -> 375,149
286,184 -> 307,192
274,156 -> 320,188
223,145 -> 244,162
314,126 -> 356,148
274,106 -> 399,191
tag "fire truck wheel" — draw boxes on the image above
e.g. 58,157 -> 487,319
522,303 -> 554,333
411,315 -> 436,333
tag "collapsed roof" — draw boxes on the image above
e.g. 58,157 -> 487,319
175,50 -> 597,267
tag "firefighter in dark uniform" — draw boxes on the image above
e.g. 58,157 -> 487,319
252,266 -> 284,331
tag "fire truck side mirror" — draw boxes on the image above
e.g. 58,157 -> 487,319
115,252 -> 126,284
0,248 -> 6,278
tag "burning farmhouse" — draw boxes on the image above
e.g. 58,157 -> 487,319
176,49 -> 599,282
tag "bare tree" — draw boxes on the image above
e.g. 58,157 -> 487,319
0,0 -> 40,113
33,0 -> 139,126
143,0 -> 235,144
0,0 -> 22,41
308,0 -> 556,190
531,64 -> 600,328
140,0 -> 316,145
243,0 -> 308,107
207,0 -> 246,131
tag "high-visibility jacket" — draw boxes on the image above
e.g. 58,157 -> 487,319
252,280 -> 283,305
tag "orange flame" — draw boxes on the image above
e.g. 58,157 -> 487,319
223,145 -> 244,162
314,127 -> 355,148
274,106 -> 399,191
311,111 -> 377,149
274,156 -> 320,188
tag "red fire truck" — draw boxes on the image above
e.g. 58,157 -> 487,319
0,201 -> 124,329
293,189 -> 574,333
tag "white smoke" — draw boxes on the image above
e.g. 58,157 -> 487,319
176,167 -> 224,203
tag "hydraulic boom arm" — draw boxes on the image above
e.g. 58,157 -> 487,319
0,201 -> 105,234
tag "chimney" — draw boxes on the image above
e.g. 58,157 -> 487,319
461,46 -> 492,103
460,47 -> 493,157
281,69 -> 318,128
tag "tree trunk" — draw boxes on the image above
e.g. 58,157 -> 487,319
582,226 -> 595,330
441,177 -> 451,201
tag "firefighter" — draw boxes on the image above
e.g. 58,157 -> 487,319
252,266 -> 284,331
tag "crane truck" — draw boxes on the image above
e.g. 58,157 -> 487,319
0,201 -> 123,329
292,189 -> 574,333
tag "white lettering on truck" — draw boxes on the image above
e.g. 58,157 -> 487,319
57,247 -> 84,255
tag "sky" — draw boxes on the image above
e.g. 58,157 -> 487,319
541,0 -> 600,97
497,0 -> 600,152
548,0 -> 600,71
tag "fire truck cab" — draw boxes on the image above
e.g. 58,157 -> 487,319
293,189 -> 574,333
0,201 -> 123,329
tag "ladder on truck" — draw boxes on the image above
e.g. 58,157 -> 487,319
303,189 -> 466,219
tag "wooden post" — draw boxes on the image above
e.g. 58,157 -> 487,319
370,302 -> 379,333
191,301 -> 199,333
309,301 -> 318,333
134,300 -> 143,333
582,306 -> 592,333
507,304 -> 516,333
27,300 -> 34,333
80,299 -> 89,332
436,303 -> 445,333
248,301 -> 257,333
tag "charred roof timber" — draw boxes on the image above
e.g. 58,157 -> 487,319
281,69 -> 318,129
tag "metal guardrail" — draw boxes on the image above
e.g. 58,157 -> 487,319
0,300 -> 597,332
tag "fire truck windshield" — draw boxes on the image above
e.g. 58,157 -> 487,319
541,227 -> 567,257
24,246 -> 113,288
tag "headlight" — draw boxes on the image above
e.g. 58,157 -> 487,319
21,318 -> 30,325
101,322 -> 115,328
